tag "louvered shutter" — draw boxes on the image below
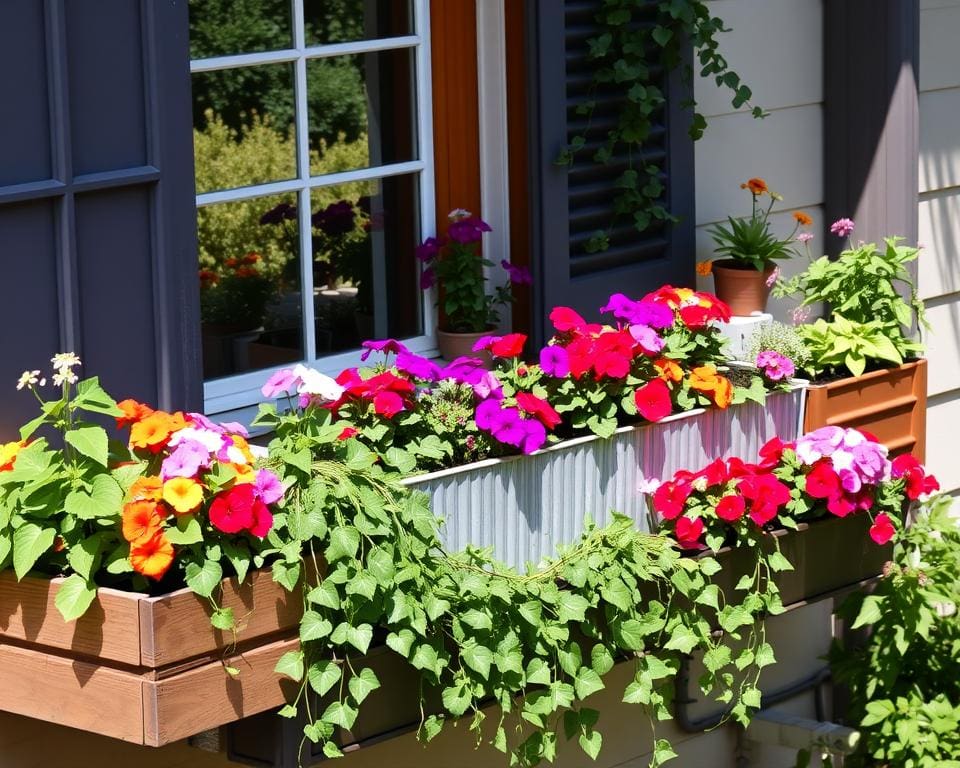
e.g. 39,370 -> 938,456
0,0 -> 200,436
526,0 -> 695,346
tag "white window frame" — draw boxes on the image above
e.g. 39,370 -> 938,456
191,0 -> 437,416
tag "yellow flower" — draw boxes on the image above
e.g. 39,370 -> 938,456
162,477 -> 204,515
0,441 -> 23,472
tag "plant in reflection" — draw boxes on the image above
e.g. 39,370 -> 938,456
199,253 -> 276,329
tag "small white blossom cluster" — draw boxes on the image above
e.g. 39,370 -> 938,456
16,352 -> 82,391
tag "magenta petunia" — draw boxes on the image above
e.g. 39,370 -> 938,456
629,324 -> 665,355
447,216 -> 492,244
415,237 -> 445,263
160,440 -> 210,480
539,345 -> 570,377
501,260 -> 532,285
395,352 -> 443,381
360,338 -> 410,362
253,469 -> 284,505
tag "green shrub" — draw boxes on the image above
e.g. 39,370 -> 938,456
746,321 -> 811,372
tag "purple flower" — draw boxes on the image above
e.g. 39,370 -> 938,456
416,237 -> 445,263
795,426 -> 847,465
755,350 -> 796,382
442,356 -> 486,385
519,419 -> 547,454
489,407 -> 526,446
629,324 -> 665,355
830,218 -> 855,238
447,216 -> 492,244
472,371 -> 503,400
539,345 -> 570,378
501,260 -> 532,285
599,293 -> 636,318
601,294 -> 673,329
766,266 -> 781,288
259,202 -> 297,226
796,232 -> 814,244
472,335 -> 499,353
219,421 -> 249,438
396,352 -> 443,381
312,200 -> 355,236
360,338 -> 410,362
254,469 -> 284,505
261,368 -> 302,399
420,267 -> 436,290
160,440 -> 210,480
839,468 -> 863,494
185,413 -> 225,434
475,398 -> 502,430
850,441 -> 891,483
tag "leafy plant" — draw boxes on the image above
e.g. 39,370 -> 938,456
560,0 -> 766,254
199,252 -> 276,327
707,179 -> 809,271
746,321 -> 811,373
831,494 -> 960,767
799,316 -> 909,379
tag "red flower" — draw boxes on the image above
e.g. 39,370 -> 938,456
248,500 -> 274,538
634,379 -> 673,422
209,484 -> 256,534
550,307 -> 587,332
758,437 -> 790,469
892,454 -> 940,500
869,513 -> 896,545
738,473 -> 791,527
697,459 -> 728,488
565,336 -> 596,379
826,494 -> 856,517
653,480 -> 692,520
593,350 -> 631,380
679,305 -> 711,328
716,495 -> 745,523
337,426 -> 359,440
373,390 -> 405,418
748,500 -> 779,527
515,393 -> 561,429
675,516 -> 704,549
490,333 -> 527,358
805,461 -> 841,499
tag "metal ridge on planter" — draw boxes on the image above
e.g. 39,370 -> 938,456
403,387 -> 808,568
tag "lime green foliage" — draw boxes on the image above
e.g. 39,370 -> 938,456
831,495 -> 960,767
746,321 -> 812,372
775,237 -> 927,377
194,112 -> 371,278
257,399 -> 781,766
560,0 -> 764,254
708,185 -> 802,271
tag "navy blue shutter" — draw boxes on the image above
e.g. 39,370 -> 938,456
525,0 -> 695,347
0,0 -> 200,435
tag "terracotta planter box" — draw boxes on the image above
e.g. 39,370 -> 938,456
803,359 -> 927,461
0,568 -> 303,746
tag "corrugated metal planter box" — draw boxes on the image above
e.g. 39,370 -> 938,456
803,359 -> 927,460
0,568 -> 302,746
403,388 -> 807,568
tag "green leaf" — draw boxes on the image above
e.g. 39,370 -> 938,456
323,743 -> 344,759
321,701 -> 358,730
300,610 -> 333,642
285,447 -> 313,475
64,475 -> 123,520
526,658 -> 552,686
460,609 -> 493,631
558,594 -> 591,622
348,667 -> 381,704
579,729 -> 603,761
274,650 -> 305,682
211,607 -> 235,631
347,623 -> 374,654
66,534 -> 103,580
272,559 -> 301,591
767,551 -> 794,573
754,642 -> 776,669
852,594 -> 885,629
383,447 -> 417,473
54,573 -> 97,622
13,523 -> 56,579
164,514 -> 203,545
591,644 -> 615,676
307,660 -> 342,697
462,642 -> 494,680
600,579 -> 632,611
73,378 -> 121,416
185,559 -> 223,599
664,625 -> 699,654
307,580 -> 341,610
574,667 -> 605,700
386,628 -> 415,657
64,425 -> 109,467
326,525 -> 360,562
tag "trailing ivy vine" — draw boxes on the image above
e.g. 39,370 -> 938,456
559,0 -> 765,254
257,402 -> 784,767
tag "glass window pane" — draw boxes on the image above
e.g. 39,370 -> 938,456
192,64 -> 297,193
189,0 -> 293,60
310,174 -> 421,355
198,194 -> 303,380
304,0 -> 413,46
307,49 -> 418,176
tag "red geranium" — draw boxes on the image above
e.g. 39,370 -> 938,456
634,379 -> 673,422
869,513 -> 896,545
490,333 -> 527,358
891,454 -> 940,500
209,484 -> 256,534
653,480 -> 692,520
515,393 -> 561,429
716,495 -> 745,523
550,306 -> 587,332
675,516 -> 704,549
805,461 -> 842,499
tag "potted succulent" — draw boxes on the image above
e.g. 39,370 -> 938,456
702,177 -> 811,315
417,209 -> 530,362
771,220 -> 928,458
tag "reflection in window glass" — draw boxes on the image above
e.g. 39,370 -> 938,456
198,194 -> 303,380
304,0 -> 413,46
192,64 -> 298,194
306,49 -> 417,176
310,174 -> 421,354
189,0 -> 293,60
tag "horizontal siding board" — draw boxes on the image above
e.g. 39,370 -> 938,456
919,87 -> 960,193
920,297 -> 960,396
920,5 -> 960,91
918,191 -> 960,298
924,392 -> 960,492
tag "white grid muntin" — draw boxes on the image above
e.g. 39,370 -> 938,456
193,0 -> 437,416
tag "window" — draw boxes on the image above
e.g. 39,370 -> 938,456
189,0 -> 435,415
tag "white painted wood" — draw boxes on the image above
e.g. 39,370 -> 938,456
924,394 -> 960,492
919,297 -> 960,397
919,88 -> 960,193
918,191 -> 960,299
694,105 -> 823,226
920,5 -> 960,92
695,0 -> 823,118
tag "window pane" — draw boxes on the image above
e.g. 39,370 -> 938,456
189,0 -> 293,60
304,0 -> 413,46
307,49 -> 418,176
198,194 -> 303,380
310,174 -> 421,355
192,63 -> 297,193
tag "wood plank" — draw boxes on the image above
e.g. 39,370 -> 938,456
0,643 -> 146,744
0,572 -> 144,666
139,567 -> 305,668
142,634 -> 299,746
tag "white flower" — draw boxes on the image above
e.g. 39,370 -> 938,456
52,370 -> 79,387
51,352 -> 81,372
447,208 -> 472,221
16,370 -> 41,390
168,426 -> 225,454
637,476 -> 662,495
293,364 -> 344,403
225,445 -> 247,465
248,444 -> 269,459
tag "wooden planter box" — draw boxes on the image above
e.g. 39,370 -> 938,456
0,568 -> 302,746
803,359 -> 927,460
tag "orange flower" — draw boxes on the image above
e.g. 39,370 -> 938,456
129,475 -> 163,503
130,531 -> 175,580
688,365 -> 734,409
228,462 -> 257,485
0,441 -> 24,472
224,257 -> 238,268
116,398 -> 154,429
122,500 -> 163,544
129,411 -> 189,453
162,477 -> 204,515
695,260 -> 713,277
653,358 -> 684,383
793,211 -> 812,226
741,178 -> 768,195
712,376 -> 734,409
241,252 -> 261,265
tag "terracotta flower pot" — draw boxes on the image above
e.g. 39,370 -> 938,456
711,259 -> 775,316
437,328 -> 493,365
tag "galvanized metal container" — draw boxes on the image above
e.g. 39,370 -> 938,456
403,387 -> 807,568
